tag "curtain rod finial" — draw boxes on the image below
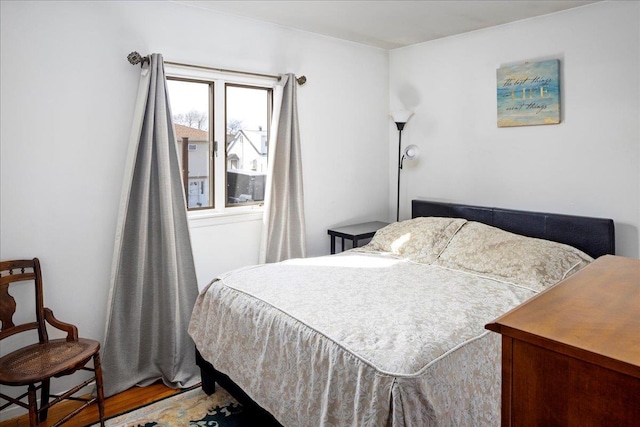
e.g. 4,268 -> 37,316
127,51 -> 149,66
297,75 -> 307,85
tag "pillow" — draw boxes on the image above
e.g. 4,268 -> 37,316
433,221 -> 593,290
358,217 -> 467,264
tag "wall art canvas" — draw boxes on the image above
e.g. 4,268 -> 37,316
497,59 -> 561,127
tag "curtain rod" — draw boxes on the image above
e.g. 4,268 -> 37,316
127,51 -> 307,85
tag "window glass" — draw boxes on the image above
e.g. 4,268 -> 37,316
225,85 -> 271,207
167,79 -> 213,209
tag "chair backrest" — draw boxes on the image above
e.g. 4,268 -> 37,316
0,258 -> 48,343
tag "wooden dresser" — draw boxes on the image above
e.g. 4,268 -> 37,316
485,255 -> 640,426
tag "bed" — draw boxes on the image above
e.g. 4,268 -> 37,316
188,199 -> 615,426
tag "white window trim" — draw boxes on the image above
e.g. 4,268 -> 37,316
165,64 -> 276,225
188,205 -> 263,228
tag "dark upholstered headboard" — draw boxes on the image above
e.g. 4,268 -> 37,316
412,199 -> 615,259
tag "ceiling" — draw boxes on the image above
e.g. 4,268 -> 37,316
174,1 -> 598,50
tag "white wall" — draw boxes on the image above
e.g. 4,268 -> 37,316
390,1 -> 640,257
0,0 -> 388,412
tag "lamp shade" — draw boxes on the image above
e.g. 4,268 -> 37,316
403,144 -> 419,161
391,110 -> 414,124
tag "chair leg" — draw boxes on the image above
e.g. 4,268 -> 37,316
39,379 -> 50,422
94,353 -> 106,427
27,384 -> 39,427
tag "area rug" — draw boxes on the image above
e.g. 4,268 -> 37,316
89,384 -> 274,427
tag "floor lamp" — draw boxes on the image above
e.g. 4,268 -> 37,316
391,110 -> 415,222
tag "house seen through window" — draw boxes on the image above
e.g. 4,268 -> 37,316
167,77 -> 272,210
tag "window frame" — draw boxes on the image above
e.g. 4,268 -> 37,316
165,64 -> 276,223
167,76 -> 214,211
224,82 -> 274,208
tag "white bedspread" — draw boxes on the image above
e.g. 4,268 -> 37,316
188,252 -> 536,426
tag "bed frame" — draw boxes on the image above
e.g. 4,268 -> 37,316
195,199 -> 615,422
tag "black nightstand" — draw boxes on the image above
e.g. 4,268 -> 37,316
327,221 -> 389,254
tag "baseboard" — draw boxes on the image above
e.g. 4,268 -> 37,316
0,381 -> 96,422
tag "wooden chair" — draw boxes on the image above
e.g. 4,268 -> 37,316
0,258 -> 105,426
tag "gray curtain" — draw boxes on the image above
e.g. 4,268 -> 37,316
260,74 -> 306,263
101,54 -> 199,397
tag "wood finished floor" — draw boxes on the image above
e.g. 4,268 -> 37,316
0,381 -> 184,427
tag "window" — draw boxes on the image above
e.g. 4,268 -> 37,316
225,85 -> 271,207
166,72 -> 273,212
